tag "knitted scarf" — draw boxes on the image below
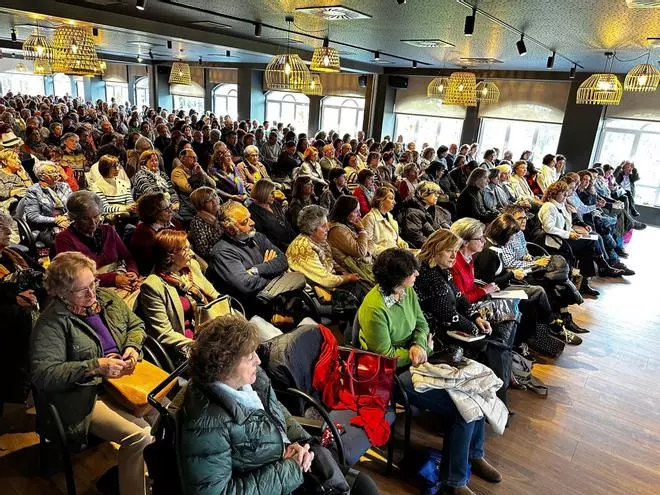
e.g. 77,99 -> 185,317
0,247 -> 29,279
158,267 -> 210,306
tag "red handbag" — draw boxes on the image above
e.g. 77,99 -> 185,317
338,347 -> 397,407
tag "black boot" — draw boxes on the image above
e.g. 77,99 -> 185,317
615,247 -> 629,258
611,260 -> 635,276
632,221 -> 646,230
580,277 -> 600,296
561,311 -> 590,333
595,256 -> 624,278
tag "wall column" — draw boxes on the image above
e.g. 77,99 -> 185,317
155,65 -> 173,110
237,68 -> 265,122
204,68 -> 213,113
307,95 -> 321,137
370,74 -> 396,141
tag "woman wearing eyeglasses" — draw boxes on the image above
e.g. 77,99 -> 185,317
139,229 -> 219,362
90,154 -> 137,219
131,150 -> 180,209
30,251 -> 152,495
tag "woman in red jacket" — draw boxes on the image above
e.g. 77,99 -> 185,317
449,217 -> 499,303
353,169 -> 376,217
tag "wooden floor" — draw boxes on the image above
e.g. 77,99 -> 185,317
1,227 -> 659,495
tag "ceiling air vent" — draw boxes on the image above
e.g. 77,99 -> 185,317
295,6 -> 372,20
458,57 -> 504,64
401,39 -> 454,48
625,0 -> 660,7
188,21 -> 231,30
65,0 -> 124,6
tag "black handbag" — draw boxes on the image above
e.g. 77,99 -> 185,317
257,272 -> 306,303
543,255 -> 570,283
297,442 -> 350,495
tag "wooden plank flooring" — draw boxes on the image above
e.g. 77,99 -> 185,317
1,227 -> 659,495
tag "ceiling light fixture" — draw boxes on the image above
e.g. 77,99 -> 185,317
33,58 -> 53,75
11,28 -> 16,42
303,73 -> 323,95
412,60 -> 417,69
569,65 -> 576,79
624,52 -> 659,92
444,71 -> 477,106
464,8 -> 476,36
167,40 -> 172,49
52,25 -> 103,76
546,51 -> 555,69
577,52 -> 622,105
136,0 -> 146,11
226,50 -> 231,57
397,0 -> 407,4
475,80 -> 500,104
92,27 -> 99,37
374,50 -> 380,61
149,49 -> 154,60
137,54 -> 143,62
23,28 -> 54,62
169,61 -> 192,85
264,16 -> 311,92
516,34 -> 527,56
427,76 -> 449,99
255,23 -> 262,37
311,37 -> 341,72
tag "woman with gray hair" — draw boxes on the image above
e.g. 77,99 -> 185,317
455,168 -> 498,223
237,144 -> 270,191
30,251 -> 151,495
23,161 -> 73,247
286,204 -> 362,290
54,190 -> 140,295
247,179 -> 297,251
398,180 -> 452,248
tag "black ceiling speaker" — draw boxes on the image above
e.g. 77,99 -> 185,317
357,75 -> 368,88
388,75 -> 408,89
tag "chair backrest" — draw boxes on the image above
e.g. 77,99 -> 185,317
15,197 -> 27,220
348,313 -> 361,348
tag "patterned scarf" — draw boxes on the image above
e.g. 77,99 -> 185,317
0,247 -> 29,279
158,267 -> 211,306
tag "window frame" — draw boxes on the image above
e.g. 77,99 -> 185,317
105,81 -> 130,105
212,83 -> 238,120
53,73 -> 73,98
134,76 -> 150,109
265,90 -> 310,135
393,112 -> 464,150
0,72 -> 45,95
320,95 -> 365,137
477,116 -> 562,163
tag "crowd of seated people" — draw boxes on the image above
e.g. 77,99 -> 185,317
0,90 -> 647,495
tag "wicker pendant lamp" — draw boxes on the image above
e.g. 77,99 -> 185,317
96,60 -> 107,74
52,25 -> 101,76
444,71 -> 477,106
15,63 -> 28,73
33,58 -> 53,75
577,53 -> 622,105
23,29 -> 54,62
310,38 -> 340,73
169,61 -> 192,85
427,76 -> 449,99
303,73 -> 323,95
265,17 -> 310,91
475,80 -> 500,103
624,58 -> 659,92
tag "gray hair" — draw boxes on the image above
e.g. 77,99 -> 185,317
297,205 -> 328,236
466,167 -> 488,187
0,212 -> 13,231
33,161 -> 59,179
402,163 -> 417,176
416,180 -> 442,199
218,200 -> 248,229
66,190 -> 104,219
244,145 -> 259,156
450,217 -> 485,242
135,136 -> 153,153
44,251 -> 97,298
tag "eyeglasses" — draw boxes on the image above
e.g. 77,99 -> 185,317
470,236 -> 485,242
157,204 -> 173,213
71,279 -> 99,295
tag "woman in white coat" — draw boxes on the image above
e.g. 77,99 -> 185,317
538,181 -> 600,296
362,186 -> 409,255
509,160 -> 542,208
138,229 -> 219,363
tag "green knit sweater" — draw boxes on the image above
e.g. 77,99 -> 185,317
357,285 -> 430,367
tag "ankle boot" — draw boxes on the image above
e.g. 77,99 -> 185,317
442,486 -> 476,495
580,278 -> 600,296
595,256 -> 624,278
470,458 -> 503,483
561,312 -> 590,333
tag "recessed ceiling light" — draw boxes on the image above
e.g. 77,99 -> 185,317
401,39 -> 454,48
188,21 -> 232,30
296,6 -> 372,20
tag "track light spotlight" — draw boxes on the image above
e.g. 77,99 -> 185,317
167,40 -> 172,49
149,49 -> 154,60
374,51 -> 380,61
569,65 -> 576,79
226,50 -> 231,58
92,27 -> 99,37
255,23 -> 262,37
546,51 -> 555,69
11,28 -> 16,42
397,0 -> 407,4
516,34 -> 527,56
137,54 -> 143,63
136,0 -> 146,11
412,60 -> 417,69
464,8 -> 476,37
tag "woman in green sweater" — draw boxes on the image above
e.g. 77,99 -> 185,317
357,248 -> 502,495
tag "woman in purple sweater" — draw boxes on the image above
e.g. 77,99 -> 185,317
55,191 -> 140,298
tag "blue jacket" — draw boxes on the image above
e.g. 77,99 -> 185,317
23,182 -> 72,230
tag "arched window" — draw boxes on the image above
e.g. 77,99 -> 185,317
0,72 -> 44,95
106,81 -> 129,105
135,76 -> 150,109
74,77 -> 85,100
320,96 -> 365,137
213,83 -> 238,120
53,73 -> 72,97
265,91 -> 309,135
171,81 -> 205,115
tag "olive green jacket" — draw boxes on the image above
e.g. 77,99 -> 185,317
179,368 -> 310,495
30,288 -> 145,450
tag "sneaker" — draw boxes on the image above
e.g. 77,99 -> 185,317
612,261 -> 635,276
551,328 -> 583,346
518,342 -> 538,361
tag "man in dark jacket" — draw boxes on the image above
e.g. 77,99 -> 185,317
208,201 -> 288,309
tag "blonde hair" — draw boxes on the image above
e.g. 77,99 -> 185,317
418,229 -> 462,268
0,148 -> 18,166
190,186 -> 217,211
450,217 -> 484,242
44,252 -> 97,297
416,180 -> 442,200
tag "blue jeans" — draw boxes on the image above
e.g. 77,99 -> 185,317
398,371 -> 485,488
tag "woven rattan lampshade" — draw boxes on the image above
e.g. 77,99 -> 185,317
576,74 -> 622,105
33,58 -> 53,75
444,71 -> 477,106
23,31 -> 54,62
475,81 -> 500,104
265,53 -> 310,91
96,60 -> 107,74
310,44 -> 340,72
15,63 -> 28,73
52,25 -> 100,76
624,63 -> 659,92
169,62 -> 192,85
427,77 -> 449,99
303,73 -> 323,96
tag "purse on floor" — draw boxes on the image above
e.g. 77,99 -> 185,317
104,360 -> 176,417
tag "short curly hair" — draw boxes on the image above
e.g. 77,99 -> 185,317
189,315 -> 260,384
372,248 -> 420,295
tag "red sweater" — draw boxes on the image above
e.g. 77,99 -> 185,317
353,186 -> 372,216
55,224 -> 138,286
451,251 -> 487,303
